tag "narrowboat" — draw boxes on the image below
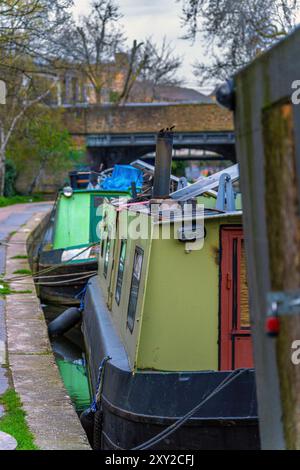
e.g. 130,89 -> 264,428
36,186 -> 131,306
35,165 -> 144,306
80,131 -> 260,450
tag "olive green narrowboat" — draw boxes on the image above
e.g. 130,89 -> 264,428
80,147 -> 259,449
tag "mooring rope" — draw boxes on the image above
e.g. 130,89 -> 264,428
5,270 -> 98,282
9,272 -> 98,286
131,369 -> 247,450
91,356 -> 112,413
94,368 -> 248,451
4,242 -> 100,283
75,283 -> 89,311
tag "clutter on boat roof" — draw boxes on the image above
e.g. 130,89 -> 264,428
170,164 -> 239,202
100,164 -> 143,192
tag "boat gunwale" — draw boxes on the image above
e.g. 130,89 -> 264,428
100,393 -> 258,426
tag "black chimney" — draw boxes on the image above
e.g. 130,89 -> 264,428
152,128 -> 174,198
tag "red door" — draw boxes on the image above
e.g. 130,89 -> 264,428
220,227 -> 254,370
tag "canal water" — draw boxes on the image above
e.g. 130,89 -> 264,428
43,305 -> 91,414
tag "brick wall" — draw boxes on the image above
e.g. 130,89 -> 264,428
63,103 -> 234,137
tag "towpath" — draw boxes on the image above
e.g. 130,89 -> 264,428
0,202 -> 52,443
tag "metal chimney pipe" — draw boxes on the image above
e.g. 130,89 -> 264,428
152,129 -> 174,198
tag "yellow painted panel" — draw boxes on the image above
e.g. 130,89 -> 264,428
109,210 -> 153,368
137,216 -> 242,371
97,202 -> 242,372
97,203 -> 118,302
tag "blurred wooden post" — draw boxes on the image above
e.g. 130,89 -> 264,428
233,28 -> 300,449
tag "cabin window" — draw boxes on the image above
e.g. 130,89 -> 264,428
127,246 -> 144,332
103,237 -> 111,278
115,239 -> 127,305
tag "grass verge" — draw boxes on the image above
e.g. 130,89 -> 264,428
0,280 -> 12,295
0,279 -> 32,296
13,269 -> 32,275
0,195 -> 44,208
0,389 -> 38,450
10,255 -> 28,260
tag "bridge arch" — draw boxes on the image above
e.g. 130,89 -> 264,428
62,102 -> 235,169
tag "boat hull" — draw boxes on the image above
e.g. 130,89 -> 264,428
37,250 -> 97,306
98,366 -> 259,450
82,277 -> 260,450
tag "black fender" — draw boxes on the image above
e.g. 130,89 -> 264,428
48,307 -> 81,338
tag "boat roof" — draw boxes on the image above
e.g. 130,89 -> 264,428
112,199 -> 242,224
59,188 -> 131,196
104,161 -> 242,223
170,164 -> 239,201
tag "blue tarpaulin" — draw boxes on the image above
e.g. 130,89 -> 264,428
100,165 -> 143,192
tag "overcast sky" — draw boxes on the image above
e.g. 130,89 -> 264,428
73,0 -> 207,92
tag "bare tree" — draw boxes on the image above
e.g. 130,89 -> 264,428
55,1 -> 183,105
0,0 -> 72,63
0,60 -> 58,195
180,0 -> 300,85
0,0 -> 72,196
55,0 -> 125,104
138,37 -> 183,102
114,37 -> 182,104
115,39 -> 145,104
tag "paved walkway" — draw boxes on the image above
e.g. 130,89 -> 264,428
0,202 -> 52,431
0,202 -> 52,274
0,202 -> 90,450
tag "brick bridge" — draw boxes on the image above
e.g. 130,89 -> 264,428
62,102 -> 235,169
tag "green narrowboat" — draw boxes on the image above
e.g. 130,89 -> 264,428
36,187 -> 130,306
80,132 -> 259,450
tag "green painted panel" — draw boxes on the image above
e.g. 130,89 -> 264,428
197,194 -> 217,209
53,193 -> 91,249
53,190 -> 130,250
89,194 -> 104,243
197,193 -> 243,210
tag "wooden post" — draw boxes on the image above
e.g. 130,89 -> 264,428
234,27 -> 300,449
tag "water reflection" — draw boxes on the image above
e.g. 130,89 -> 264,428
52,336 -> 91,413
43,305 -> 91,414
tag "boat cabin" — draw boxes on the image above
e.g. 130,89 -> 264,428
96,196 -> 253,372
42,188 -> 130,261
36,188 -> 129,305
80,133 -> 259,450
